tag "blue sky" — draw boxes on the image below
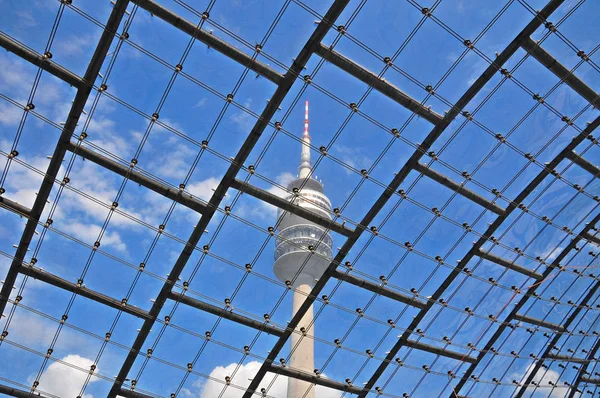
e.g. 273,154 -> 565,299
1,0 -> 600,397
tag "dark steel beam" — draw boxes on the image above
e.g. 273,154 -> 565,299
568,335 -> 600,397
0,383 -> 39,398
168,291 -> 284,336
0,0 -> 130,320
581,377 -> 600,385
230,178 -> 353,237
544,353 -> 590,364
234,3 -> 352,397
0,196 -> 32,218
268,364 -> 363,395
331,269 -> 427,309
352,2 -> 572,395
583,231 -> 600,246
521,37 -> 600,108
67,142 -> 207,215
108,2 -> 350,396
566,151 -> 600,178
19,265 -> 152,320
476,249 -> 544,280
0,32 -> 84,89
514,257 -> 600,396
314,43 -> 443,125
513,313 -> 565,331
413,162 -> 505,215
116,389 -> 155,398
129,0 -> 283,84
451,212 -> 600,398
405,339 -> 477,364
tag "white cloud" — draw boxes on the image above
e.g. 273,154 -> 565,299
35,354 -> 99,398
511,364 -> 573,398
196,361 -> 340,398
2,156 -> 56,209
262,172 -> 295,217
538,244 -> 565,262
3,153 -> 146,235
1,311 -> 86,351
147,141 -> 196,180
86,117 -> 132,159
236,172 -> 295,221
36,81 -> 61,104
61,221 -> 127,252
87,116 -> 116,133
332,144 -> 372,174
195,98 -> 208,108
0,54 -> 72,125
230,100 -> 256,133
188,177 -> 221,202
152,117 -> 186,137
0,55 -> 32,93
16,10 -> 37,28
55,34 -> 96,56
47,156 -> 141,226
0,139 -> 12,151
266,172 -> 295,198
0,101 -> 25,126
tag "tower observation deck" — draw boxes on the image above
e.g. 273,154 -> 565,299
273,100 -> 333,288
273,101 -> 332,398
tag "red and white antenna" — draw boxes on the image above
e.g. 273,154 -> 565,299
303,100 -> 310,138
299,100 -> 312,178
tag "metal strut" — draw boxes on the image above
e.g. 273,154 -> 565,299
108,1 -> 351,396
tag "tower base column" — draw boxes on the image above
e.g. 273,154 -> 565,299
287,283 -> 315,398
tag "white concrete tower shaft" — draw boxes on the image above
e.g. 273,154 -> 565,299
288,100 -> 315,398
273,100 -> 332,398
288,281 -> 315,398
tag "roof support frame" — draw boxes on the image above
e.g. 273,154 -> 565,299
2,0 -> 598,395
314,43 -> 444,125
0,32 -> 85,89
129,0 -> 283,84
67,142 -> 208,215
576,377 -> 600,395
413,162 -> 506,215
512,234 -> 600,397
107,1 -> 351,396
248,2 -> 570,395
0,196 -> 32,218
331,269 -> 427,309
450,214 -> 600,397
230,178 -> 353,237
564,314 -> 600,397
19,265 -> 152,320
566,151 -> 600,178
115,389 -> 156,398
581,377 -> 600,385
0,383 -> 42,398
404,339 -> 478,364
583,231 -> 600,246
0,0 -> 130,324
354,2 -> 578,395
476,249 -> 544,280
268,364 -> 364,395
544,353 -> 591,364
513,313 -> 566,332
521,37 -> 600,108
167,291 -> 284,337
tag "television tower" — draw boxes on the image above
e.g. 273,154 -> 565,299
273,101 -> 333,398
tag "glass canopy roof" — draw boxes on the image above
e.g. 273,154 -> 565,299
0,0 -> 599,397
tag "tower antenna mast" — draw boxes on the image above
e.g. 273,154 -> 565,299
299,100 -> 312,178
